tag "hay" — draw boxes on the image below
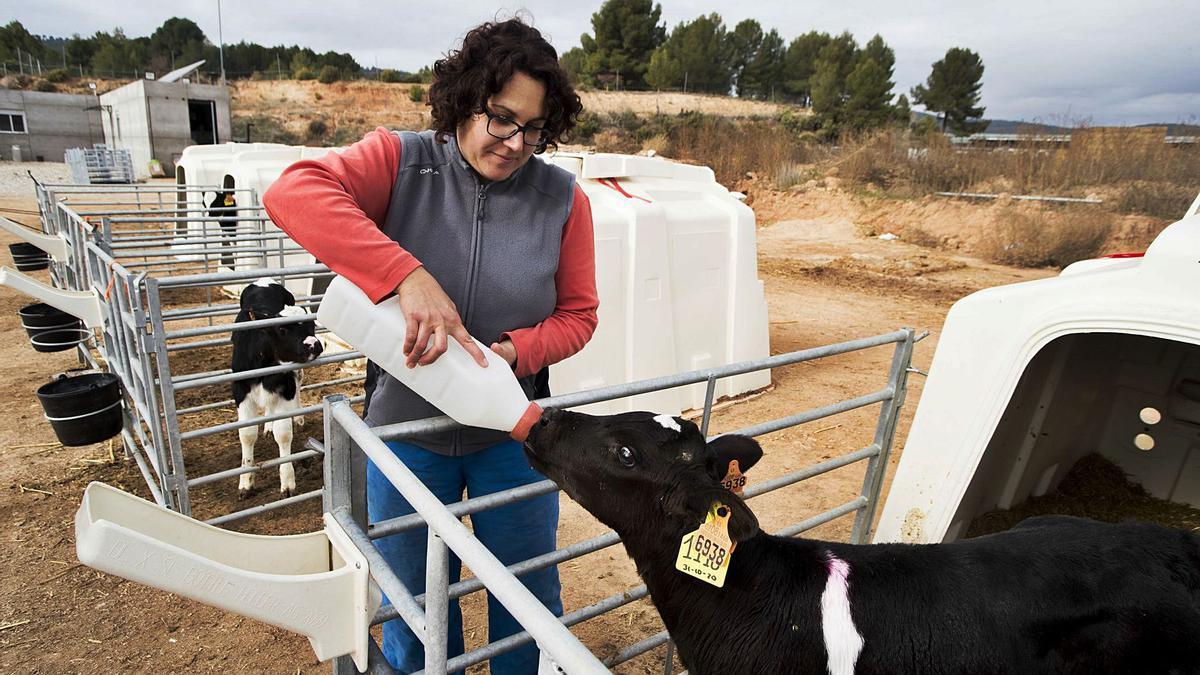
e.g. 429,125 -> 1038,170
966,453 -> 1200,537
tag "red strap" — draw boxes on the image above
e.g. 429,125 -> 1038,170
1104,252 -> 1145,259
598,178 -> 652,203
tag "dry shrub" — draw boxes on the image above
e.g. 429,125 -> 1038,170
1115,181 -> 1196,221
837,131 -> 902,188
594,128 -> 639,154
640,133 -> 669,156
774,162 -> 820,190
980,205 -> 1115,268
901,226 -> 944,249
668,116 -> 806,186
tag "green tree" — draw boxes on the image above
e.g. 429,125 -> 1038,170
911,47 -> 987,135
843,58 -> 895,130
90,29 -> 137,77
65,33 -> 96,71
645,13 -> 731,93
860,34 -> 894,79
0,21 -> 51,64
740,28 -> 785,100
149,17 -> 207,69
782,31 -> 830,103
560,46 -> 587,85
893,93 -> 912,123
578,0 -> 666,89
728,19 -> 763,97
807,33 -> 859,123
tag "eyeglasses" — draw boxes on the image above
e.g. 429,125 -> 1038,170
481,108 -> 550,147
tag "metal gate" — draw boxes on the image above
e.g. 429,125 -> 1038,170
321,329 -> 916,673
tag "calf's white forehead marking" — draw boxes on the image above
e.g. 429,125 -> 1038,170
821,553 -> 864,675
252,277 -> 276,288
279,304 -> 308,317
303,336 -> 320,347
653,414 -> 681,433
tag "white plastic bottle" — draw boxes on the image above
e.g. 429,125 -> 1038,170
317,275 -> 542,440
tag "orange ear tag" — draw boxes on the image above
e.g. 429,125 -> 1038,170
675,502 -> 734,588
721,460 -> 747,496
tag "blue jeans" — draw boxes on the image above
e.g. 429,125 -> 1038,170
367,439 -> 562,674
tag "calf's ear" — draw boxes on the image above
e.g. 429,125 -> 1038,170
664,485 -> 760,544
706,434 -> 763,481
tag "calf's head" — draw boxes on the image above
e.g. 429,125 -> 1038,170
525,408 -> 762,545
238,280 -> 324,363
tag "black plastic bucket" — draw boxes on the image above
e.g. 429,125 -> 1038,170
36,373 -> 123,446
18,303 -> 85,352
9,242 -> 49,271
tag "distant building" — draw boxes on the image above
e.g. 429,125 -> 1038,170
0,89 -> 105,162
99,77 -> 232,179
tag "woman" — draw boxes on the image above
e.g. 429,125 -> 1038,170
263,19 -> 596,674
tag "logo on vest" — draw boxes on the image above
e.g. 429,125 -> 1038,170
419,167 -> 440,175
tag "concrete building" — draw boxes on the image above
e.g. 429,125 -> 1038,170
99,79 -> 232,179
0,89 -> 105,162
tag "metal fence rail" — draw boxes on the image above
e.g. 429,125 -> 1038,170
29,182 -> 350,523
323,328 -> 916,674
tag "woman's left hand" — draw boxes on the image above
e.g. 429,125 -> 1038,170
489,340 -> 517,367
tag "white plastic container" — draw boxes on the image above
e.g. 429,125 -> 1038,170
317,275 -> 542,439
546,151 -> 771,416
874,212 -> 1200,545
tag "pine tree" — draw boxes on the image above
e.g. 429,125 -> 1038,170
645,13 -> 732,94
740,29 -> 785,100
911,47 -> 987,135
578,0 -> 666,89
729,19 -> 763,97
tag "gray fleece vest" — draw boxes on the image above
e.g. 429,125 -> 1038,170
363,129 -> 576,455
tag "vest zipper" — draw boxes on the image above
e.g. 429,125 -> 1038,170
455,180 -> 489,455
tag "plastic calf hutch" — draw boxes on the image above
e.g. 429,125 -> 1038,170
875,206 -> 1200,544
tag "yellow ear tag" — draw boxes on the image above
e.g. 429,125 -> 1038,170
223,196 -> 235,206
675,502 -> 734,588
721,459 -> 747,496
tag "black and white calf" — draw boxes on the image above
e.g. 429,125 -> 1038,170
232,279 -> 323,496
207,190 -> 238,268
525,409 -> 1200,675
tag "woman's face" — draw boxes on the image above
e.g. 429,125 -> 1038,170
456,70 -> 548,182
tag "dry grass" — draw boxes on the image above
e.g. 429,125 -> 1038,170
978,205 -> 1116,268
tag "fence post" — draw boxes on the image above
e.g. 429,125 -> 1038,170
424,531 -> 450,675
326,394 -> 370,674
850,328 -> 915,543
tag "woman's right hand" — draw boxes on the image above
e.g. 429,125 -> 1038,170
396,267 -> 489,368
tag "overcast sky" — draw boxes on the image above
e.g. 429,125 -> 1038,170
6,1 -> 1198,125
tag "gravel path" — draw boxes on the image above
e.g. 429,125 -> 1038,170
0,162 -> 74,199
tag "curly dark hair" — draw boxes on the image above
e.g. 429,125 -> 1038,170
429,19 -> 582,153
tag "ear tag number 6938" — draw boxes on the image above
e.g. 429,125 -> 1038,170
675,502 -> 734,588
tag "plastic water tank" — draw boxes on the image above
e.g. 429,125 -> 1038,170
546,152 -> 771,415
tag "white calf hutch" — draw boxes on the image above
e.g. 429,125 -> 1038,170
875,207 -> 1200,544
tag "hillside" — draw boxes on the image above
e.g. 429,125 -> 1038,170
227,80 -> 796,145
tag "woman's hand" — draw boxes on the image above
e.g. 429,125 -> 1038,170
396,268 -> 488,368
489,340 -> 517,367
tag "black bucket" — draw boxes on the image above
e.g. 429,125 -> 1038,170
18,303 -> 85,352
36,373 -> 123,446
9,242 -> 49,271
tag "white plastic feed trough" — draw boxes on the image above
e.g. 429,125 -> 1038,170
75,482 -> 381,669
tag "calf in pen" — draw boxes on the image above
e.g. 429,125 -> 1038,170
233,279 -> 325,496
524,408 -> 1200,675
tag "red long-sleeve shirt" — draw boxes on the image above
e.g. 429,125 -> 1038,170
262,128 -> 598,377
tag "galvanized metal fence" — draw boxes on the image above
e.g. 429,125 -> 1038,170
31,182 -> 357,523
321,328 -> 916,674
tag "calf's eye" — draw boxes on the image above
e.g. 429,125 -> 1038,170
615,446 -> 637,468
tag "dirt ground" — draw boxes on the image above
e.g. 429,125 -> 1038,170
0,162 -> 1165,674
